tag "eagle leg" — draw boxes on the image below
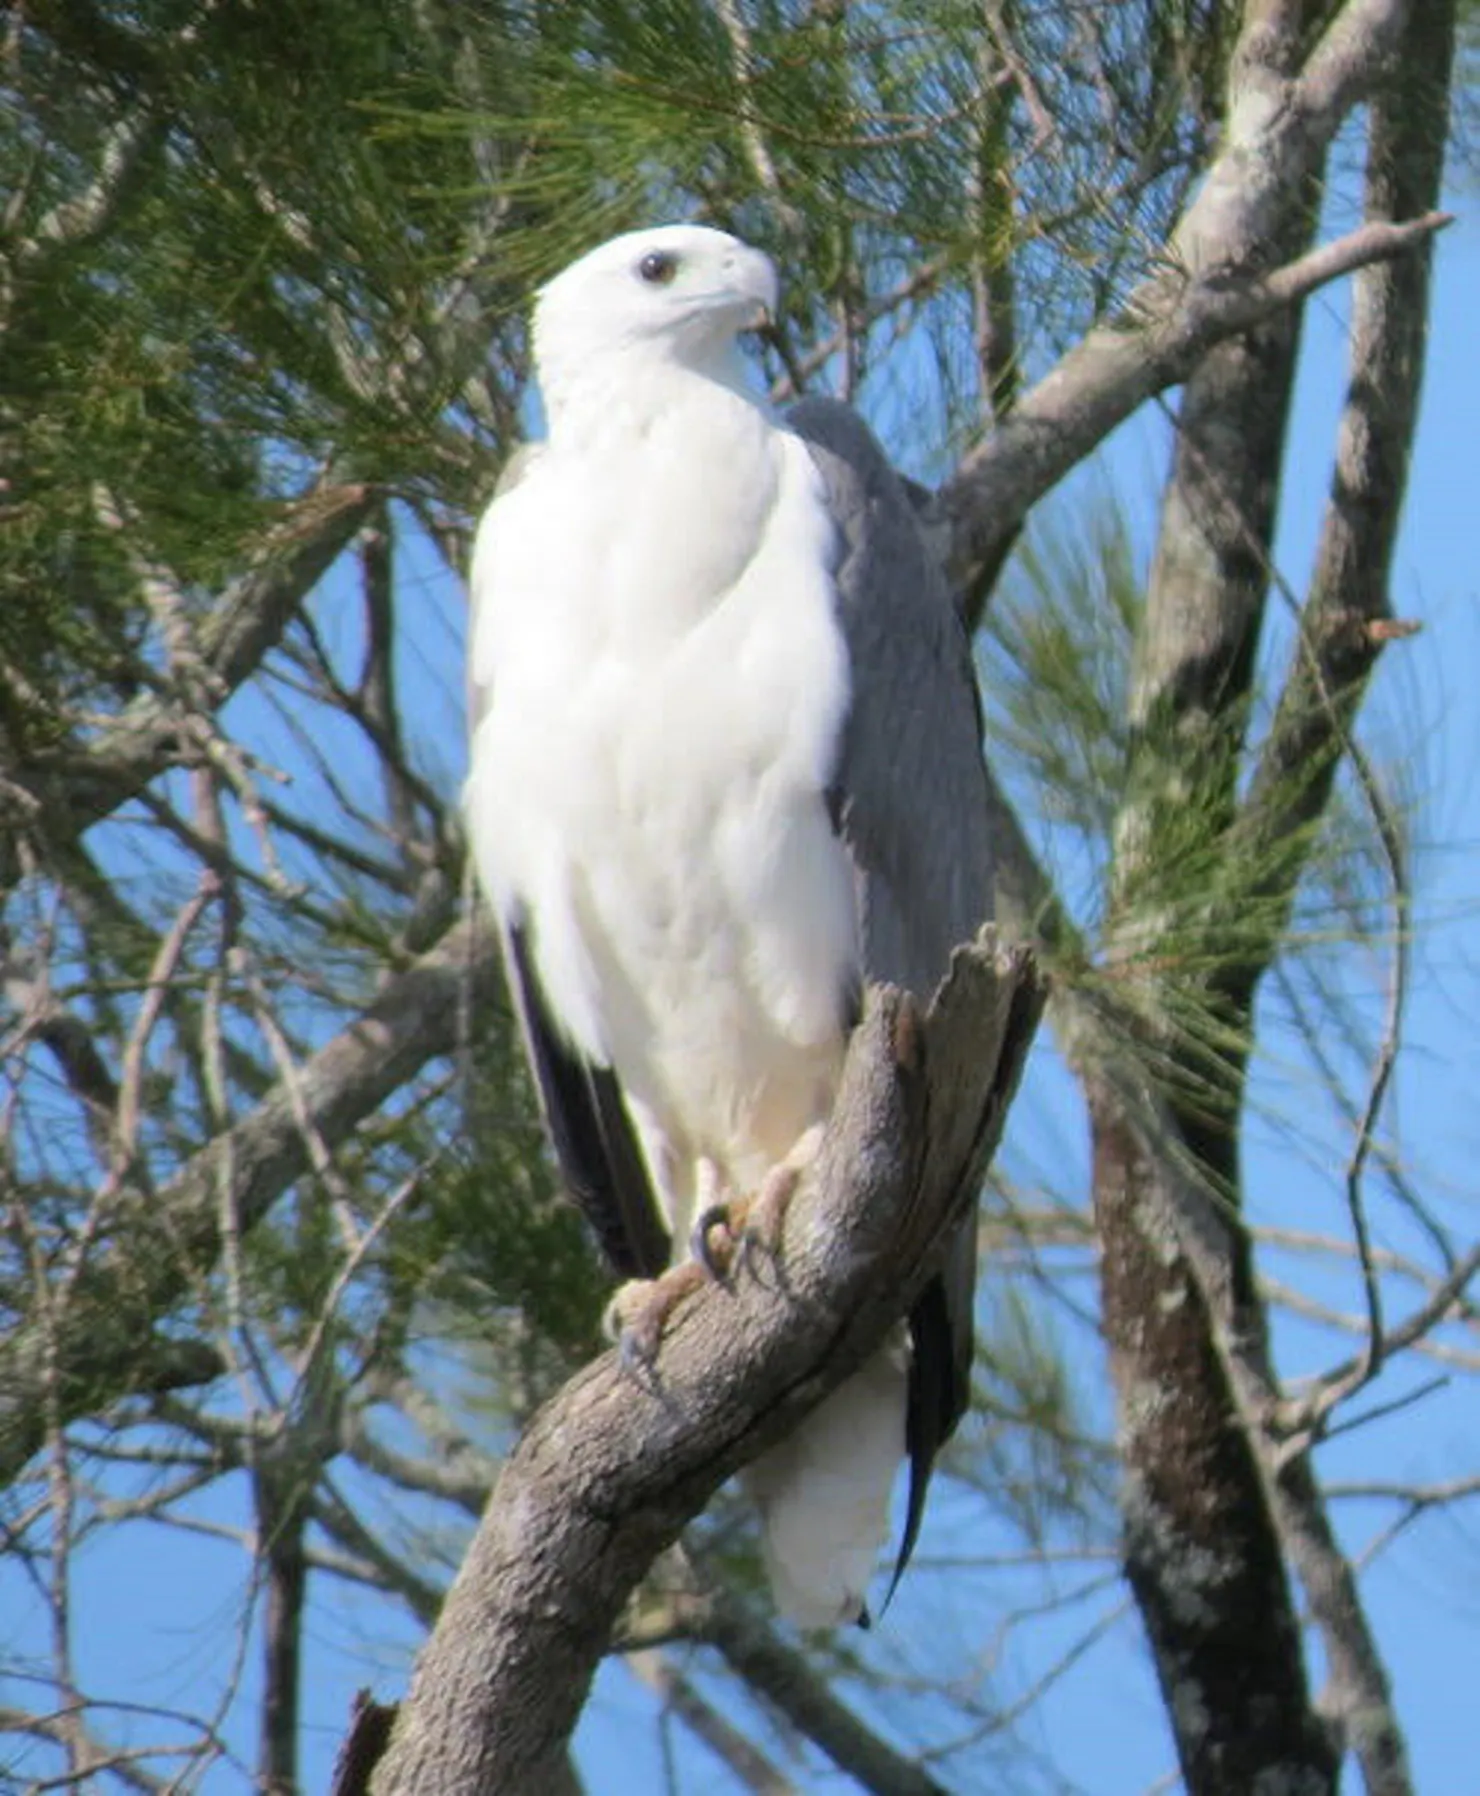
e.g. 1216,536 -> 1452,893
602,1261 -> 710,1371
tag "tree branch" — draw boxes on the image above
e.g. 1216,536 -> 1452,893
1085,0 -> 1333,1774
256,1464 -> 309,1796
3,484 -> 377,840
940,210 -> 1447,614
628,1647 -> 796,1796
702,1599 -> 948,1796
1238,44 -> 1452,954
19,109 -> 167,264
366,935 -> 1042,1795
1196,17 -> 1453,1776
0,918 -> 499,1487
936,0 -> 1439,617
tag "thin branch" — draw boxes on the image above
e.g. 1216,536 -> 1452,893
1257,1278 -> 1480,1375
1335,741 -> 1409,1379
628,1649 -> 797,1796
1328,1475 -> 1480,1507
97,872 -> 218,1201
0,919 -> 499,1486
4,484 -> 376,840
21,109 -> 167,261
709,0 -> 802,236
0,1707 -> 170,1794
311,1484 -> 446,1626
1273,1242 -> 1480,1453
701,1600 -> 948,1796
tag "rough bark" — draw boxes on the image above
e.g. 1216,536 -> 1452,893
365,935 -> 1042,1795
1089,2 -> 1335,1780
1227,12 -> 1455,1789
333,1696 -> 399,1796
1091,1092 -> 1337,1794
1237,0 -> 1453,971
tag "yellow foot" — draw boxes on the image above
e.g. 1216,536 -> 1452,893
602,1260 -> 710,1371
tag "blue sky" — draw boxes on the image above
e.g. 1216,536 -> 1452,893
3,174 -> 1477,1796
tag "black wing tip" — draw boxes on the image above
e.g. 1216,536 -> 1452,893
880,1434 -> 934,1620
506,921 -> 670,1280
881,1273 -> 970,1616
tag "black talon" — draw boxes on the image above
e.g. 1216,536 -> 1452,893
603,1289 -> 658,1376
732,1223 -> 764,1284
618,1323 -> 658,1377
691,1203 -> 735,1278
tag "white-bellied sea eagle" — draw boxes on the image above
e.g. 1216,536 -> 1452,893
465,223 -> 994,1626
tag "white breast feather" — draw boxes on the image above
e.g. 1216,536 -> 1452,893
467,379 -> 855,1186
466,318 -> 906,1630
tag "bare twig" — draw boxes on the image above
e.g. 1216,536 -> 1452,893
710,0 -> 802,237
701,1595 -> 948,1796
629,1649 -> 797,1796
0,919 -> 500,1485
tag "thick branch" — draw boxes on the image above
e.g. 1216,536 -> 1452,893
941,211 -> 1445,615
367,936 -> 1042,1795
1089,1085 -> 1339,1794
1088,3 -> 1332,1779
1227,24 -> 1454,1793
1239,6 -> 1452,943
257,1469 -> 309,1796
1026,8 -> 1451,1790
1092,1072 -> 1422,1796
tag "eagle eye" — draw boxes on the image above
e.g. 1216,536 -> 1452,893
637,249 -> 679,286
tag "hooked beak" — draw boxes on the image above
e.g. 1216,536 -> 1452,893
729,245 -> 779,332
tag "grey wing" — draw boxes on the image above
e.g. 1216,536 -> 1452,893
467,447 -> 670,1284
788,396 -> 994,1588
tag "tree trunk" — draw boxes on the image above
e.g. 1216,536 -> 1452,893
1087,5 -> 1454,1790
1091,1088 -> 1337,1793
